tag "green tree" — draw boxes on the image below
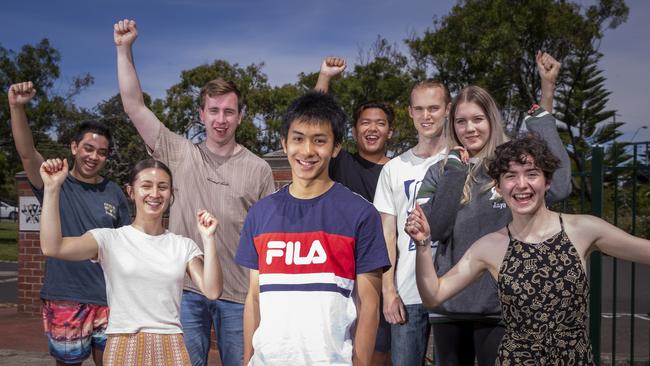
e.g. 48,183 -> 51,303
556,47 -> 619,176
407,0 -> 627,132
298,37 -> 416,155
159,60 -> 271,154
0,39 -> 93,200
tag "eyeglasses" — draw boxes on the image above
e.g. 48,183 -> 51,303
411,105 -> 439,115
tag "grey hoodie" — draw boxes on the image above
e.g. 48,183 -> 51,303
418,111 -> 571,318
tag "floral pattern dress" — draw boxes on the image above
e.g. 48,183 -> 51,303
497,214 -> 595,365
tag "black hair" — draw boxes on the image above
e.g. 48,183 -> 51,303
487,135 -> 561,182
280,91 -> 346,144
353,101 -> 394,128
73,120 -> 113,151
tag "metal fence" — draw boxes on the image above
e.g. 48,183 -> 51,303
564,142 -> 650,364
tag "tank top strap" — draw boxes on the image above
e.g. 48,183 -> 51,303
506,224 -> 513,240
558,213 -> 565,232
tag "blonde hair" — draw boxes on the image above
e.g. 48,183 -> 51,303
409,79 -> 451,106
444,85 -> 509,204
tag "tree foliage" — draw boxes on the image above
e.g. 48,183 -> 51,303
0,39 -> 94,199
1,1 -> 632,203
407,0 -> 627,133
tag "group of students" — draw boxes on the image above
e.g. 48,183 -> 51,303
6,17 -> 650,366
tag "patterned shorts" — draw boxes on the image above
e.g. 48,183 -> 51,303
42,300 -> 109,364
104,332 -> 191,366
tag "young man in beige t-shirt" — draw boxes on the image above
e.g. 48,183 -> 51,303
114,19 -> 275,366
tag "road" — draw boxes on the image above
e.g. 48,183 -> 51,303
0,262 -> 17,304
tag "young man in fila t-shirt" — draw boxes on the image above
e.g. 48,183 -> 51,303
235,91 -> 390,365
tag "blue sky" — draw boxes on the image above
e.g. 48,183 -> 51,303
1,0 -> 649,141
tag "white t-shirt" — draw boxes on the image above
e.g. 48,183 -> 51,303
373,148 -> 446,305
90,225 -> 203,334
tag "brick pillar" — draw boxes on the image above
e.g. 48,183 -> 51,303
263,150 -> 291,189
15,172 -> 44,316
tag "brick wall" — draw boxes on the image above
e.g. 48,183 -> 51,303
16,173 -> 44,316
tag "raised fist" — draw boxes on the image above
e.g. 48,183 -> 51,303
197,209 -> 218,238
320,57 -> 346,78
114,19 -> 138,47
40,158 -> 68,189
8,82 -> 36,106
536,51 -> 561,85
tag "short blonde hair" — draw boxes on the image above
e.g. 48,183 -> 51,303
409,79 -> 451,106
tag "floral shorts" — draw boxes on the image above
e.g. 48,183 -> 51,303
42,299 -> 109,363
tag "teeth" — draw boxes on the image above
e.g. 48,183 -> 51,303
297,160 -> 315,166
514,194 -> 532,200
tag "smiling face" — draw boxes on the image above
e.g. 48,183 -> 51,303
496,155 -> 550,216
282,119 -> 341,185
453,101 -> 491,157
352,107 -> 392,157
408,86 -> 449,139
128,168 -> 172,218
70,132 -> 110,182
199,92 -> 242,148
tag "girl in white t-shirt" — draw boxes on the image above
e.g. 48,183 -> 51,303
39,158 -> 222,366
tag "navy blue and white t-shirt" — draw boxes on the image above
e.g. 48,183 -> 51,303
33,175 -> 131,305
236,183 -> 389,365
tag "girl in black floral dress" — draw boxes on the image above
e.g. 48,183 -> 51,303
406,136 -> 650,365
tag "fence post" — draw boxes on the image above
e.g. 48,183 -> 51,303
590,146 -> 604,364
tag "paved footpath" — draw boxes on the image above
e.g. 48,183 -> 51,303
0,305 -> 221,365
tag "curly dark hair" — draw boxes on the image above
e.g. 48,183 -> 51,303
487,135 -> 561,182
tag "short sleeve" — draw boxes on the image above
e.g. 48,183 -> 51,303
259,164 -> 276,199
416,161 -> 442,205
30,181 -> 45,204
115,187 -> 132,226
355,207 -> 390,274
373,163 -> 396,216
150,124 -> 192,172
185,238 -> 203,264
235,211 -> 259,270
89,228 -> 113,263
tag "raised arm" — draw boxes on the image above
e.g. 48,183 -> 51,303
406,204 -> 490,308
572,215 -> 650,266
243,269 -> 260,364
114,19 -> 162,148
536,51 -> 560,113
39,159 -> 99,260
525,108 -> 572,203
8,82 -> 45,188
314,57 -> 346,93
379,212 -> 405,325
186,210 -> 223,300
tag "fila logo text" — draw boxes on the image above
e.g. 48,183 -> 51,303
266,240 -> 327,265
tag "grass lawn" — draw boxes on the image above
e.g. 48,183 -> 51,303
0,220 -> 18,262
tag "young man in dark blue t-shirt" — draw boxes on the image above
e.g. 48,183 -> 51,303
236,91 -> 390,365
9,82 -> 131,366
